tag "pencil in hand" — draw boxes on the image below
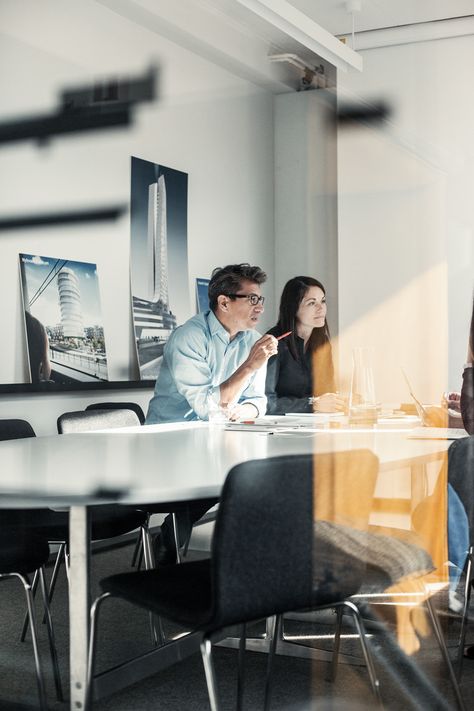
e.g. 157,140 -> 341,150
276,331 -> 292,341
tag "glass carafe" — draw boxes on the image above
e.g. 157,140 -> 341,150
349,347 -> 378,426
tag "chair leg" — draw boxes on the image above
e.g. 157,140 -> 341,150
48,542 -> 66,606
130,534 -> 142,567
131,515 -> 148,567
343,600 -> 381,705
425,597 -> 466,711
328,606 -> 344,683
137,543 -> 144,570
264,615 -> 281,711
182,531 -> 192,558
41,541 -> 67,625
11,572 -> 48,711
38,566 -> 63,702
141,526 -> 165,646
171,513 -> 181,564
457,546 -> 473,676
237,623 -> 246,711
64,545 -> 70,581
22,540 -> 66,640
20,567 -> 39,642
86,592 -> 112,711
201,636 -> 220,711
142,525 -> 153,570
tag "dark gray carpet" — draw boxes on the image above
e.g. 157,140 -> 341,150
1,539 -> 473,710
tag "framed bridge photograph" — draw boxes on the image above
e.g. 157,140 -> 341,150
19,253 -> 108,384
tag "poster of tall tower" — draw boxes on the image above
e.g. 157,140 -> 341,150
19,254 -> 108,384
130,157 -> 189,380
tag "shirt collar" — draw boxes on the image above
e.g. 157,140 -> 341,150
207,310 -> 245,345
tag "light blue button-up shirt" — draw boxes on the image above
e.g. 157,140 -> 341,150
146,310 -> 267,424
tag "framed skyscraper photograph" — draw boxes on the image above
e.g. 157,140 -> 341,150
130,156 -> 189,380
19,254 -> 109,384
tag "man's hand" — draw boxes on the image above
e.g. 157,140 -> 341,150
443,391 -> 461,412
219,402 -> 258,422
312,392 -> 346,413
244,334 -> 278,371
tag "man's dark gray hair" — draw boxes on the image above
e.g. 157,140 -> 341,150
208,263 -> 267,311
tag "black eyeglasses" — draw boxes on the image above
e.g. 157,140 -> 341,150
227,293 -> 265,306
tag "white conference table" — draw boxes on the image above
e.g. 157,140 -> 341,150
0,419 -> 456,710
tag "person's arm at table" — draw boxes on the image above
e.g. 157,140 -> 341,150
227,360 -> 269,421
167,328 -> 218,419
218,333 -> 277,407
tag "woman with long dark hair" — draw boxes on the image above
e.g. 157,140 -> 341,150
265,276 -> 344,414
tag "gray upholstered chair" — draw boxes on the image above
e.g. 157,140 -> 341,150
85,401 -> 146,425
57,407 -> 142,433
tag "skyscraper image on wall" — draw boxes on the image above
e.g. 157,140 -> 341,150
57,267 -> 84,337
148,176 -> 169,303
130,156 -> 189,380
19,254 -> 109,384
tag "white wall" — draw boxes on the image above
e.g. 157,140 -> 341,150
274,90 -> 339,337
337,32 -> 474,402
0,0 -> 275,434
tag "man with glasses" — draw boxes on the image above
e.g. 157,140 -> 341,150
146,263 -> 277,562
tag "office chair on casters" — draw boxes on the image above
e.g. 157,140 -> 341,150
87,452 -> 382,711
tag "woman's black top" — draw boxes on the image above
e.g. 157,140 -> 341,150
461,367 -> 474,434
265,325 -> 335,415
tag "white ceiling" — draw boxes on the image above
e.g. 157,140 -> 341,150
292,0 -> 474,35
95,0 -> 474,93
98,0 -> 361,92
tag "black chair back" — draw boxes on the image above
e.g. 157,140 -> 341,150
86,402 -> 145,425
0,420 -> 37,528
0,418 -> 35,440
57,409 -> 140,434
211,451 -> 378,628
